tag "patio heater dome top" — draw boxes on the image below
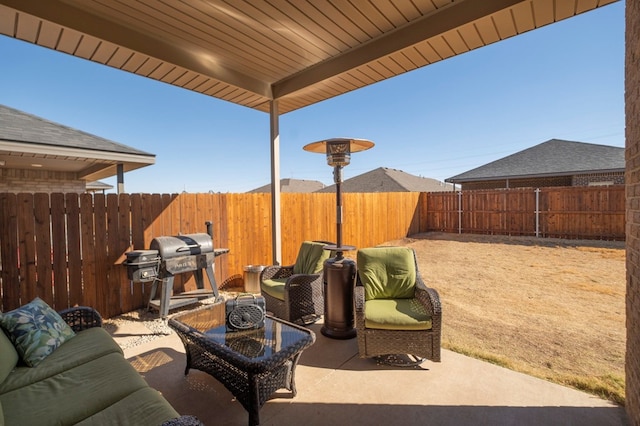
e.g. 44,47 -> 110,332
303,138 -> 374,167
302,137 -> 375,153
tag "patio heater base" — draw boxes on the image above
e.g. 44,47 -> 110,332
321,255 -> 357,340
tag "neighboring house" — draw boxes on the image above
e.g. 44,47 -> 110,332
247,178 -> 325,193
0,104 -> 155,193
445,139 -> 625,190
85,181 -> 114,194
316,167 -> 454,193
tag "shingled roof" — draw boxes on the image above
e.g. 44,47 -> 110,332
247,178 -> 325,193
445,139 -> 624,184
316,167 -> 453,193
0,104 -> 155,181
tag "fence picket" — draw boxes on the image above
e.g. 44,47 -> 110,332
17,193 -> 36,304
66,193 -> 83,307
51,193 -> 68,310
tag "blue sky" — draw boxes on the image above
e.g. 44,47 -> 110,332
0,2 -> 624,194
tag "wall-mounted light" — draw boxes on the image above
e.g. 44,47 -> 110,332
0,160 -> 5,166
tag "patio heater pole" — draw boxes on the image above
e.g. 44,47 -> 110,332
303,138 -> 374,339
334,164 -> 344,258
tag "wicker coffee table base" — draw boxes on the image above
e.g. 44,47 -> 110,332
169,313 -> 314,426
183,341 -> 299,425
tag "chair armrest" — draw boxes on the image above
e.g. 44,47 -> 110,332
354,286 -> 366,330
354,285 -> 365,313
161,415 -> 204,426
415,280 -> 442,317
58,306 -> 103,332
283,273 -> 321,290
261,264 -> 294,281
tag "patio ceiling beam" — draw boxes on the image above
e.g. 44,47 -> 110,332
271,0 -> 526,99
0,0 -> 271,99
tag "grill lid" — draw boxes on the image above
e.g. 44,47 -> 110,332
150,233 -> 214,259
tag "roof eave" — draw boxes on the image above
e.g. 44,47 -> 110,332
445,168 -> 625,183
0,140 -> 156,163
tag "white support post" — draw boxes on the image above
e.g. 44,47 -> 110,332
269,100 -> 282,265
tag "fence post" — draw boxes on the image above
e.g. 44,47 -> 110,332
457,191 -> 462,234
535,188 -> 540,238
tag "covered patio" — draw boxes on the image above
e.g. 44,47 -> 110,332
115,314 -> 626,425
0,1 -> 637,424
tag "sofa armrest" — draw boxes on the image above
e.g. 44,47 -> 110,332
58,306 -> 103,332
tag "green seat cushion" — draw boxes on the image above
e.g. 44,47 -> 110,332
357,247 -> 416,300
74,387 -> 179,426
261,278 -> 287,301
0,297 -> 75,367
0,352 -> 150,426
0,327 -> 122,394
293,241 -> 330,275
0,328 -> 18,384
364,299 -> 432,330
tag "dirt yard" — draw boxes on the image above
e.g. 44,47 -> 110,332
383,232 -> 626,405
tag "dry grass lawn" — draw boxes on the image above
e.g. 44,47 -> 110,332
383,232 -> 626,405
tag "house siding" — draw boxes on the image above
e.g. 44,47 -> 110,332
461,176 -> 571,190
627,0 -> 640,423
460,172 -> 624,191
0,168 -> 86,193
572,172 -> 625,186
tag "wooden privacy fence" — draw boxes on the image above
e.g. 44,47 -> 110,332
0,191 -> 421,316
0,186 -> 624,316
422,186 -> 625,239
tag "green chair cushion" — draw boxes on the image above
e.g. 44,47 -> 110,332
261,278 -> 287,301
364,299 -> 432,330
358,247 -> 416,300
0,297 -> 75,367
0,328 -> 18,384
293,241 -> 330,275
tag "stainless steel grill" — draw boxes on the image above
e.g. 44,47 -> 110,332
125,225 -> 228,319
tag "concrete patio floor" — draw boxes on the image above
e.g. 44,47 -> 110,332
115,318 -> 628,426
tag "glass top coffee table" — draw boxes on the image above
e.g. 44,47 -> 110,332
168,302 -> 316,426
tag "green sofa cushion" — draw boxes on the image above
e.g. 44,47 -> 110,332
0,352 -> 150,426
293,241 -> 330,275
0,328 -> 18,384
0,327 -> 122,394
358,247 -> 416,300
364,299 -> 432,330
0,297 -> 75,367
261,278 -> 287,301
74,387 -> 179,426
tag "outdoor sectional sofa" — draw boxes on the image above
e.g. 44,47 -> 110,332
0,299 -> 197,425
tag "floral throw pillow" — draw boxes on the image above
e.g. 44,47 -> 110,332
0,297 -> 75,367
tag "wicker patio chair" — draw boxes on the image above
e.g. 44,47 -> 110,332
355,246 -> 442,363
260,240 -> 333,325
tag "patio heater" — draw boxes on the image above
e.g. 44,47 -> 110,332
303,138 -> 374,339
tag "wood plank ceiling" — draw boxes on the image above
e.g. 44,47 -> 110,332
0,0 -> 618,115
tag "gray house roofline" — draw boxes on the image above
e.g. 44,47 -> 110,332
0,104 -> 155,182
446,167 -> 625,183
445,139 -> 624,183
